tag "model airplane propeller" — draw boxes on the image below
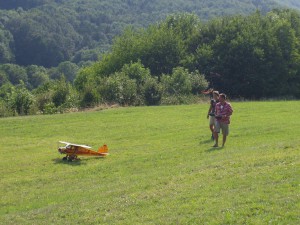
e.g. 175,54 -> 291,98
58,141 -> 108,161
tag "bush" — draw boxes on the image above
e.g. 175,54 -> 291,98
52,79 -> 69,107
142,77 -> 162,106
35,91 -> 53,114
99,72 -> 137,106
189,70 -> 209,94
34,78 -> 80,114
98,77 -> 119,104
43,102 -> 57,114
161,95 -> 198,105
0,99 -> 14,117
6,83 -> 35,115
161,67 -> 192,96
121,61 -> 151,85
115,72 -> 137,106
80,87 -> 100,108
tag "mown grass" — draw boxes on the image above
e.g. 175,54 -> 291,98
0,101 -> 299,224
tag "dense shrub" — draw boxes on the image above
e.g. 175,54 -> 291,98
80,86 -> 100,108
6,83 -> 35,115
161,67 -> 192,96
109,72 -> 138,106
142,77 -> 162,106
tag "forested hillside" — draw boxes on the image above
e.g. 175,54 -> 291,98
275,0 -> 300,9
77,10 -> 300,100
0,0 -> 297,68
0,1 -> 300,117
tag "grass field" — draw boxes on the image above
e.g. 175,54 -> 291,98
0,101 -> 299,224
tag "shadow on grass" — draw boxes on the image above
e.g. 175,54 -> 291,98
199,139 -> 213,145
52,157 -> 105,165
199,137 -> 225,152
52,158 -> 84,166
206,146 -> 223,152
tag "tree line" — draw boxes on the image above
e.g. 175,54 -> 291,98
1,9 -> 300,117
77,9 -> 300,99
0,0 -> 292,68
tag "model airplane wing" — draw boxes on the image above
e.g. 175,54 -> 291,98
70,143 -> 92,149
59,141 -> 92,149
59,141 -> 71,145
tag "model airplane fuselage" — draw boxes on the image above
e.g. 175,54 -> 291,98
58,141 -> 108,161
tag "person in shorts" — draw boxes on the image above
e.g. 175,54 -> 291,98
213,93 -> 233,147
206,91 -> 219,140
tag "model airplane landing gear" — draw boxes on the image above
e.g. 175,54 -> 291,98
62,155 -> 79,162
68,155 -> 78,162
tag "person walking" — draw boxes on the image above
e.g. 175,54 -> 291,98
206,91 -> 219,140
213,93 -> 233,147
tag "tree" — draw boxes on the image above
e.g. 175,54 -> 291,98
7,8 -> 82,67
26,65 -> 49,89
184,10 -> 300,98
0,63 -> 28,86
5,82 -> 35,115
51,61 -> 79,82
0,70 -> 9,87
0,0 -> 52,10
0,28 -> 15,63
51,77 -> 70,107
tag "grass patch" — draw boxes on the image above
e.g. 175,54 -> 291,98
0,101 -> 299,224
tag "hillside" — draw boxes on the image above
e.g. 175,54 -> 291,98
0,0 -> 298,67
1,101 -> 299,224
275,0 -> 300,9
1,8 -> 300,116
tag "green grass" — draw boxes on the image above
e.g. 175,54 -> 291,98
0,101 -> 299,224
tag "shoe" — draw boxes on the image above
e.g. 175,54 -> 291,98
212,144 -> 218,147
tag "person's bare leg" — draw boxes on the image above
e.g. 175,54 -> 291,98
210,125 -> 214,133
213,132 -> 218,147
222,134 -> 227,147
210,125 -> 215,140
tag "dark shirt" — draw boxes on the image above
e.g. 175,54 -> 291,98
209,99 -> 219,116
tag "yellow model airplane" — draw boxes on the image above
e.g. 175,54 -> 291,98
58,141 -> 108,161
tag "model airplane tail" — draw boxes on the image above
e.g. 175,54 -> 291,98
98,144 -> 108,154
